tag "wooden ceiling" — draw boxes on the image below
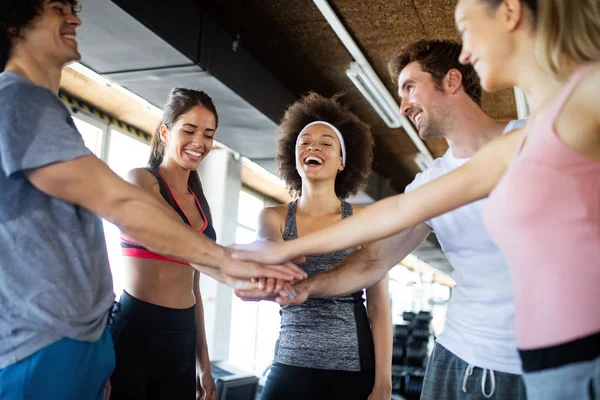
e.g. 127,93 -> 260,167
196,0 -> 517,191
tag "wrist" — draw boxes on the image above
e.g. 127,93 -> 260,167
279,240 -> 294,262
203,242 -> 228,269
374,378 -> 392,391
196,359 -> 211,375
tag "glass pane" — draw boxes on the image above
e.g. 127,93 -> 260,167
104,130 -> 150,296
237,191 -> 264,231
107,130 -> 150,178
228,297 -> 258,373
73,116 -> 103,156
254,301 -> 281,375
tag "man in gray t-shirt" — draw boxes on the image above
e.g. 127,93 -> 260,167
0,1 -> 304,398
0,71 -> 116,369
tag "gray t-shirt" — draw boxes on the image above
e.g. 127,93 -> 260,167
0,72 -> 115,369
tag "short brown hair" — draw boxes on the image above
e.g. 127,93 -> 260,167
388,40 -> 482,106
278,92 -> 374,199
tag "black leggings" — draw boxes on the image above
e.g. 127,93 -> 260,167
260,362 -> 375,400
109,291 -> 197,400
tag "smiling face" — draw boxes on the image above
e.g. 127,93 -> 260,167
455,0 -> 523,91
161,105 -> 217,171
295,123 -> 344,182
397,61 -> 451,140
16,0 -> 82,67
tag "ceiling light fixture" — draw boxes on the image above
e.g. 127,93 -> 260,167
313,0 -> 434,168
346,62 -> 403,129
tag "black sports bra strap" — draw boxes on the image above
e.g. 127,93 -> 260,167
145,167 -> 190,226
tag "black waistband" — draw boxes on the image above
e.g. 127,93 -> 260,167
519,331 -> 600,372
114,291 -> 196,331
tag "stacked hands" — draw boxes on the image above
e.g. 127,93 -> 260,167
224,240 -> 309,306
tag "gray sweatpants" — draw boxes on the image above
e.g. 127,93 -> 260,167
523,356 -> 599,400
420,343 -> 527,400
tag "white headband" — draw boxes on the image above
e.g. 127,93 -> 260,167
296,121 -> 346,167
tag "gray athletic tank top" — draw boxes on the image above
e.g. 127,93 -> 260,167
274,200 -> 375,372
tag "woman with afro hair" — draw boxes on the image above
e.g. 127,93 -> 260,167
257,93 -> 392,400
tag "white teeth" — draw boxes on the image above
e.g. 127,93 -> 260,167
414,113 -> 422,125
304,156 -> 323,165
185,150 -> 203,157
63,35 -> 76,40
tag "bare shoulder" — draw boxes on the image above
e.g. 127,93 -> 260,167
125,168 -> 162,199
125,168 -> 157,188
260,204 -> 287,225
258,204 -> 287,240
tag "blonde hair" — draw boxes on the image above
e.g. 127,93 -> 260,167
482,0 -> 600,78
534,0 -> 600,78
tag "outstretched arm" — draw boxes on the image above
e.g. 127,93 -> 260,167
303,223 -> 430,298
235,223 -> 430,302
232,135 -> 513,265
25,156 -> 306,281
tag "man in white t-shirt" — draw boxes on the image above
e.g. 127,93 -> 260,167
239,40 -> 527,399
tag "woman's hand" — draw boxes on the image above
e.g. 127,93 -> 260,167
367,383 -> 392,400
196,372 -> 217,400
228,240 -> 300,265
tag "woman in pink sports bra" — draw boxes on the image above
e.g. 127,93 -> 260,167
231,1 -> 600,398
110,88 -> 220,400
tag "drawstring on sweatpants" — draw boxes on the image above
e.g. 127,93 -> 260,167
462,364 -> 474,392
462,364 -> 496,398
481,368 -> 496,398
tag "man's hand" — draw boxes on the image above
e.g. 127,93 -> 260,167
235,279 -> 309,306
233,278 -> 296,302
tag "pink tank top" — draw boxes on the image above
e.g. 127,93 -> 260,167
484,64 -> 600,351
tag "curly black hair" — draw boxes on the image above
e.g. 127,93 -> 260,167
1,0 -> 80,71
278,92 -> 374,200
388,39 -> 482,106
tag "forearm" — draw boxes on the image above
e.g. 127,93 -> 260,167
194,293 -> 211,374
279,163 -> 490,261
109,195 -> 226,269
370,309 -> 393,388
368,290 -> 393,389
303,254 -> 389,298
302,226 -> 429,299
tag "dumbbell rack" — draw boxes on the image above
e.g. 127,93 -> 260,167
391,311 -> 433,400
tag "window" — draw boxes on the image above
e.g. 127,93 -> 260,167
228,190 -> 282,375
71,107 -> 151,297
72,114 -> 104,157
104,129 -> 150,296
107,128 -> 151,178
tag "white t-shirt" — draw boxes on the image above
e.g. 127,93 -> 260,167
405,119 -> 527,374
